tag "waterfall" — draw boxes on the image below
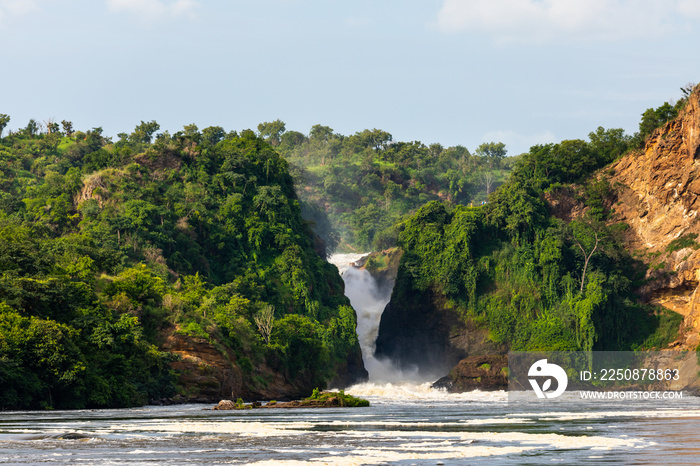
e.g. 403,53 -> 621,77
329,253 -> 419,383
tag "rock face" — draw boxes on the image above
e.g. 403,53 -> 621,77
161,330 -> 246,403
432,355 -> 508,392
161,327 -> 321,403
328,346 -> 367,389
360,248 -> 403,291
375,286 -> 465,378
375,261 -> 505,380
605,84 -> 700,348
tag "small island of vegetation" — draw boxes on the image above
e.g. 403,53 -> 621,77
213,388 -> 370,409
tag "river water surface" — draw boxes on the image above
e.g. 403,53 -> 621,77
2,385 -> 700,465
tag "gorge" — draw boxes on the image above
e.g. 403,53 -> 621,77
1,84 -> 699,410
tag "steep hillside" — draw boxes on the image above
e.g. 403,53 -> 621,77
0,124 -> 366,409
607,84 -> 700,348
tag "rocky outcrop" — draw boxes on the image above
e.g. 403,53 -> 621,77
328,346 -> 367,389
604,84 -> 700,348
360,248 -> 403,290
161,330 -> 245,403
160,327 -> 310,403
375,286 -> 464,378
544,186 -> 588,222
213,397 -> 345,409
374,261 -> 506,380
432,355 -> 508,392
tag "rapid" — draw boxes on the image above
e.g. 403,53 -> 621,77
2,254 -> 700,464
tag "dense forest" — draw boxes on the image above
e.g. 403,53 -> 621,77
258,121 -> 514,251
0,119 -> 363,409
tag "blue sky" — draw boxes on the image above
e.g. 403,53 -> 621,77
1,0 -> 699,155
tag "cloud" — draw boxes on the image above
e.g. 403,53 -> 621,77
434,0 -> 695,43
678,0 -> 700,17
171,0 -> 198,17
0,0 -> 39,24
107,0 -> 199,21
0,0 -> 39,16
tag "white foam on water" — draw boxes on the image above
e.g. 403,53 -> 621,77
327,253 -> 370,276
337,428 -> 646,448
246,445 -> 537,466
244,429 -> 644,466
512,409 -> 700,421
102,418 -> 646,453
301,419 -> 528,429
106,421 -> 312,437
346,381 -> 507,403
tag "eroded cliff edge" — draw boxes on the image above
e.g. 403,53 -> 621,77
606,84 -> 700,349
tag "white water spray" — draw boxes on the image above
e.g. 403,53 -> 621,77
329,253 -> 422,383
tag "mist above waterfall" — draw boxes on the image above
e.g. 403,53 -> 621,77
329,253 -> 423,383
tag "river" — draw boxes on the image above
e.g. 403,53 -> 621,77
2,388 -> 700,464
2,255 -> 700,464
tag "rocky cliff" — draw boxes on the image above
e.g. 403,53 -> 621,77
160,323 -> 366,403
160,327 -> 310,403
358,248 -> 403,291
606,84 -> 700,349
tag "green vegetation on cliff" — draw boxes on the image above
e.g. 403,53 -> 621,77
390,120 -> 686,353
0,120 -> 362,409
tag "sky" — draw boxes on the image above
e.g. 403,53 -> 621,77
1,0 -> 700,155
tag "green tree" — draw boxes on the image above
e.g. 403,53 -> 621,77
271,314 -> 330,389
588,127 -> 630,163
254,304 -> 274,344
280,130 -> 307,148
681,82 -> 696,98
257,119 -> 286,146
202,126 -> 225,146
45,121 -> 60,134
182,123 -> 200,142
130,120 -> 160,144
25,119 -> 40,137
429,143 -> 444,158
570,220 -> 606,293
0,114 -> 9,137
309,124 -> 333,142
352,128 -> 393,151
476,141 -> 506,168
475,141 -> 507,158
638,102 -> 679,141
61,120 -> 74,136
